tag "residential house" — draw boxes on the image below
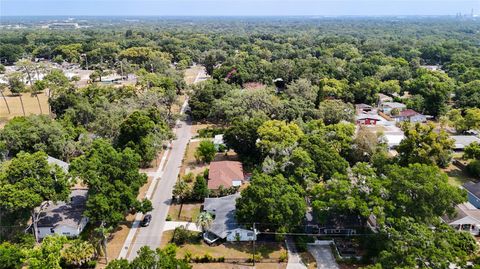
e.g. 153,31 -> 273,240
451,136 -> 480,150
202,194 -> 256,243
355,104 -> 373,114
377,93 -> 393,106
47,156 -> 69,173
380,102 -> 406,115
36,189 -> 89,240
208,161 -> 244,191
319,214 -> 365,236
384,134 -> 405,149
463,181 -> 480,209
442,202 -> 480,236
213,134 -> 225,150
392,109 -> 427,123
355,114 -> 383,126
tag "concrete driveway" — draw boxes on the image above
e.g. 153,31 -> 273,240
286,236 -> 307,269
307,241 -> 339,269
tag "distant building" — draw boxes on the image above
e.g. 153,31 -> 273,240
392,109 -> 427,123
451,136 -> 480,150
36,189 -> 88,240
377,93 -> 393,106
384,134 -> 405,149
380,102 -> 406,115
208,161 -> 244,191
355,114 -> 383,126
442,202 -> 480,236
202,194 -> 256,244
355,104 -> 373,114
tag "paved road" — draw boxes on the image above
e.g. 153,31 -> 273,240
124,103 -> 192,260
307,241 -> 339,269
286,236 -> 307,269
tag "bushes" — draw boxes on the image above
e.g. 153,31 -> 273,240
191,253 -> 225,263
195,140 -> 216,163
198,127 -> 226,138
171,226 -> 200,245
467,160 -> 480,177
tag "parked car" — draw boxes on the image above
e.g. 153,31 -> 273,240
141,214 -> 152,227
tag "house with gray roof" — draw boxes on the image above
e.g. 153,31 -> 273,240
202,194 -> 256,244
451,136 -> 480,150
36,189 -> 89,240
47,156 -> 69,173
442,202 -> 480,236
464,181 -> 480,209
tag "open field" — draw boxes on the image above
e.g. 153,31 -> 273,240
0,91 -> 50,127
184,65 -> 206,85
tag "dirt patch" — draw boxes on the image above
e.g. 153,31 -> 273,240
168,202 -> 202,222
184,66 -> 205,85
299,251 -> 317,269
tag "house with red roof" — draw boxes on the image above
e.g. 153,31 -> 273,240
392,109 -> 427,123
208,161 -> 244,191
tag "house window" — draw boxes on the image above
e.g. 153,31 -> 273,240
62,232 -> 70,235
247,232 -> 254,236
50,228 -> 55,233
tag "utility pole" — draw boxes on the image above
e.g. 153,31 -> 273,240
252,222 -> 256,267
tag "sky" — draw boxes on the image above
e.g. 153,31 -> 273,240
1,0 -> 479,16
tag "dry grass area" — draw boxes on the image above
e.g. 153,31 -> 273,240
184,65 -> 205,85
190,123 -> 216,137
0,91 -> 50,127
181,141 -> 210,178
192,263 -> 286,269
168,202 -> 202,222
161,231 -> 286,260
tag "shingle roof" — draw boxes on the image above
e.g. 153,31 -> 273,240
382,102 -> 406,109
203,193 -> 241,238
464,181 -> 480,199
442,202 -> 480,225
397,109 -> 419,117
47,156 -> 69,173
208,161 -> 244,189
37,189 -> 88,228
451,136 -> 480,150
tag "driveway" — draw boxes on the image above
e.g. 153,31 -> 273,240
307,241 -> 339,269
119,99 -> 192,260
286,236 -> 307,269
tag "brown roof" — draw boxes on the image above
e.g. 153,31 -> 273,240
398,109 -> 419,117
208,161 -> 244,189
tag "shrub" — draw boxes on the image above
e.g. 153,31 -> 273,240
172,226 -> 190,245
467,160 -> 480,177
195,140 -> 216,163
198,127 -> 226,138
279,251 -> 288,262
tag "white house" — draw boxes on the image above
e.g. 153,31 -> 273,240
202,194 -> 257,244
36,189 -> 89,240
442,202 -> 480,236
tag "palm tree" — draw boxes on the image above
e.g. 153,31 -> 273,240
7,72 -> 26,116
61,240 -> 96,267
31,80 -> 47,114
0,83 -> 10,114
196,212 -> 213,234
94,222 -> 113,264
17,59 -> 35,86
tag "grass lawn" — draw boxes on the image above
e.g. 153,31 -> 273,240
168,202 -> 202,222
443,163 -> 476,187
161,230 -> 286,260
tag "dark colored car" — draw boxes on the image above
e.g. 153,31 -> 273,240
141,214 -> 152,227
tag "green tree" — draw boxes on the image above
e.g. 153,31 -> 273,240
7,72 -> 26,116
224,116 -> 266,162
191,174 -> 209,201
24,235 -> 68,269
455,80 -> 480,109
385,163 -> 465,222
465,142 -> 480,160
236,173 -> 307,232
106,244 -> 191,269
0,152 -> 71,243
376,217 -> 476,268
194,140 -> 216,163
0,242 -> 24,269
60,240 -> 96,268
0,115 -> 74,160
317,99 -> 354,125
196,211 -> 213,232
70,139 -> 148,227
172,179 -> 190,203
398,123 -> 454,168
256,120 -> 304,156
